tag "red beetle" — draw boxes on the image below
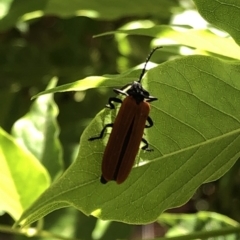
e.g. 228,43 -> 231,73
89,47 -> 161,184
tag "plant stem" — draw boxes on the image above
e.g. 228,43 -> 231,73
0,224 -> 81,240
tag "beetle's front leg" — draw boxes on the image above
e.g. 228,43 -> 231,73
106,97 -> 122,109
88,123 -> 114,141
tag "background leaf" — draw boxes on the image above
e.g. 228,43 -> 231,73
0,0 -> 177,31
0,128 -> 50,220
12,78 -> 63,181
158,212 -> 240,239
97,26 -> 240,59
32,69 -> 150,98
194,0 -> 240,46
17,55 -> 240,225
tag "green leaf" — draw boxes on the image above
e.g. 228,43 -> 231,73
96,25 -> 240,59
0,0 -> 13,20
32,68 -> 146,98
193,0 -> 240,46
12,78 -> 63,181
0,0 -> 176,31
17,55 -> 240,225
158,211 -> 240,239
0,127 -> 50,220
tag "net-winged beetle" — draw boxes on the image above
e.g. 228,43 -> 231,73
89,46 -> 162,184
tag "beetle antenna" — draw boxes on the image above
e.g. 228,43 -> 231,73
138,46 -> 162,83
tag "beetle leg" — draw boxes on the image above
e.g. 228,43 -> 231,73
141,138 -> 153,151
143,117 -> 154,150
114,88 -> 129,96
88,123 -> 114,141
106,97 -> 122,109
146,95 -> 158,102
145,116 -> 153,128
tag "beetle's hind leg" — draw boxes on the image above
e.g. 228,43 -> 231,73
141,138 -> 153,152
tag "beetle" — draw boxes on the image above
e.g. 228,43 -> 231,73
89,46 -> 162,184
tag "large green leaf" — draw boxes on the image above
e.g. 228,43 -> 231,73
0,127 -> 50,220
17,55 -> 240,225
12,78 -> 63,181
194,0 -> 240,46
0,0 -> 176,31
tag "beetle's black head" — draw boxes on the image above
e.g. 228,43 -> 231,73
127,81 -> 157,104
126,81 -> 148,103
